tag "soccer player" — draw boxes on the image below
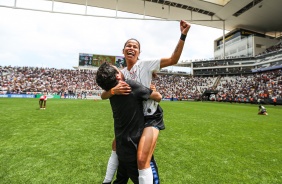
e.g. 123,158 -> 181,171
258,105 -> 268,115
39,93 -> 47,109
101,20 -> 191,184
96,62 -> 162,183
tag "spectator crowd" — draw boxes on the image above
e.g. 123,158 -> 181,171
1,65 -> 281,102
0,66 -> 102,98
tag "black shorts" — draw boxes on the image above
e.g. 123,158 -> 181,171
113,160 -> 139,184
144,105 -> 165,130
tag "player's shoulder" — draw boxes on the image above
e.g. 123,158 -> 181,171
125,79 -> 141,86
126,79 -> 147,92
137,59 -> 160,64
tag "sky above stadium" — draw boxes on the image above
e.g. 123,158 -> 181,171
0,4 -> 224,72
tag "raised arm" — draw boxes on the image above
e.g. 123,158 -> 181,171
101,80 -> 131,99
160,20 -> 191,68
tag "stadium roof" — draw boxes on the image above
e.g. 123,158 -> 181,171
54,0 -> 282,37
1,0 -> 282,38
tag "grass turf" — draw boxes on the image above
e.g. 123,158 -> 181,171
0,98 -> 281,183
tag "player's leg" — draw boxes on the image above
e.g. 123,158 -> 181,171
112,160 -> 129,184
39,99 -> 43,109
138,105 -> 164,184
103,138 -> 118,184
137,126 -> 159,184
138,127 -> 159,168
127,160 -> 139,184
43,100 -> 46,109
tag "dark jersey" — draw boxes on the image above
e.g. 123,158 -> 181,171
109,79 -> 152,162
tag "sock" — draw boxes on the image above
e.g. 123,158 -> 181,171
150,159 -> 160,184
138,167 -> 153,184
103,151 -> 119,183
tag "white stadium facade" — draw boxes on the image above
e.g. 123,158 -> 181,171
2,0 -> 281,76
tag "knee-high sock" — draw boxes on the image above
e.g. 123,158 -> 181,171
103,151 -> 119,183
150,158 -> 160,184
138,167 -> 153,184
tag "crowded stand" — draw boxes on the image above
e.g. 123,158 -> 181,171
1,65 -> 281,105
0,66 -> 103,98
215,69 -> 282,103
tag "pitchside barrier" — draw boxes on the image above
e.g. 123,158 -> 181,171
0,94 -> 102,100
203,97 -> 282,105
0,94 -> 36,98
0,94 -> 281,104
0,94 -> 61,99
85,96 -> 101,100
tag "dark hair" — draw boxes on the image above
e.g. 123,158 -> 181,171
96,62 -> 118,91
123,38 -> 141,60
123,38 -> 141,51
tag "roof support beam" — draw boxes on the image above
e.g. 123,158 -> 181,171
0,3 -> 223,23
223,20 -> 226,59
52,0 -> 54,12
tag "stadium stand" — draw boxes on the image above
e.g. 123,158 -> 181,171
1,65 -> 281,104
1,40 -> 281,104
0,66 -> 103,98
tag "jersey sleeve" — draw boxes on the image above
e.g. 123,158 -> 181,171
126,80 -> 152,101
139,59 -> 161,72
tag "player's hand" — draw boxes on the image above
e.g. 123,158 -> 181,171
113,81 -> 131,95
180,20 -> 191,35
150,84 -> 156,92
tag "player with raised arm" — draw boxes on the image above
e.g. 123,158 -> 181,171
102,20 -> 191,184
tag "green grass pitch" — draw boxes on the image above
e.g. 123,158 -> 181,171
0,98 -> 281,183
